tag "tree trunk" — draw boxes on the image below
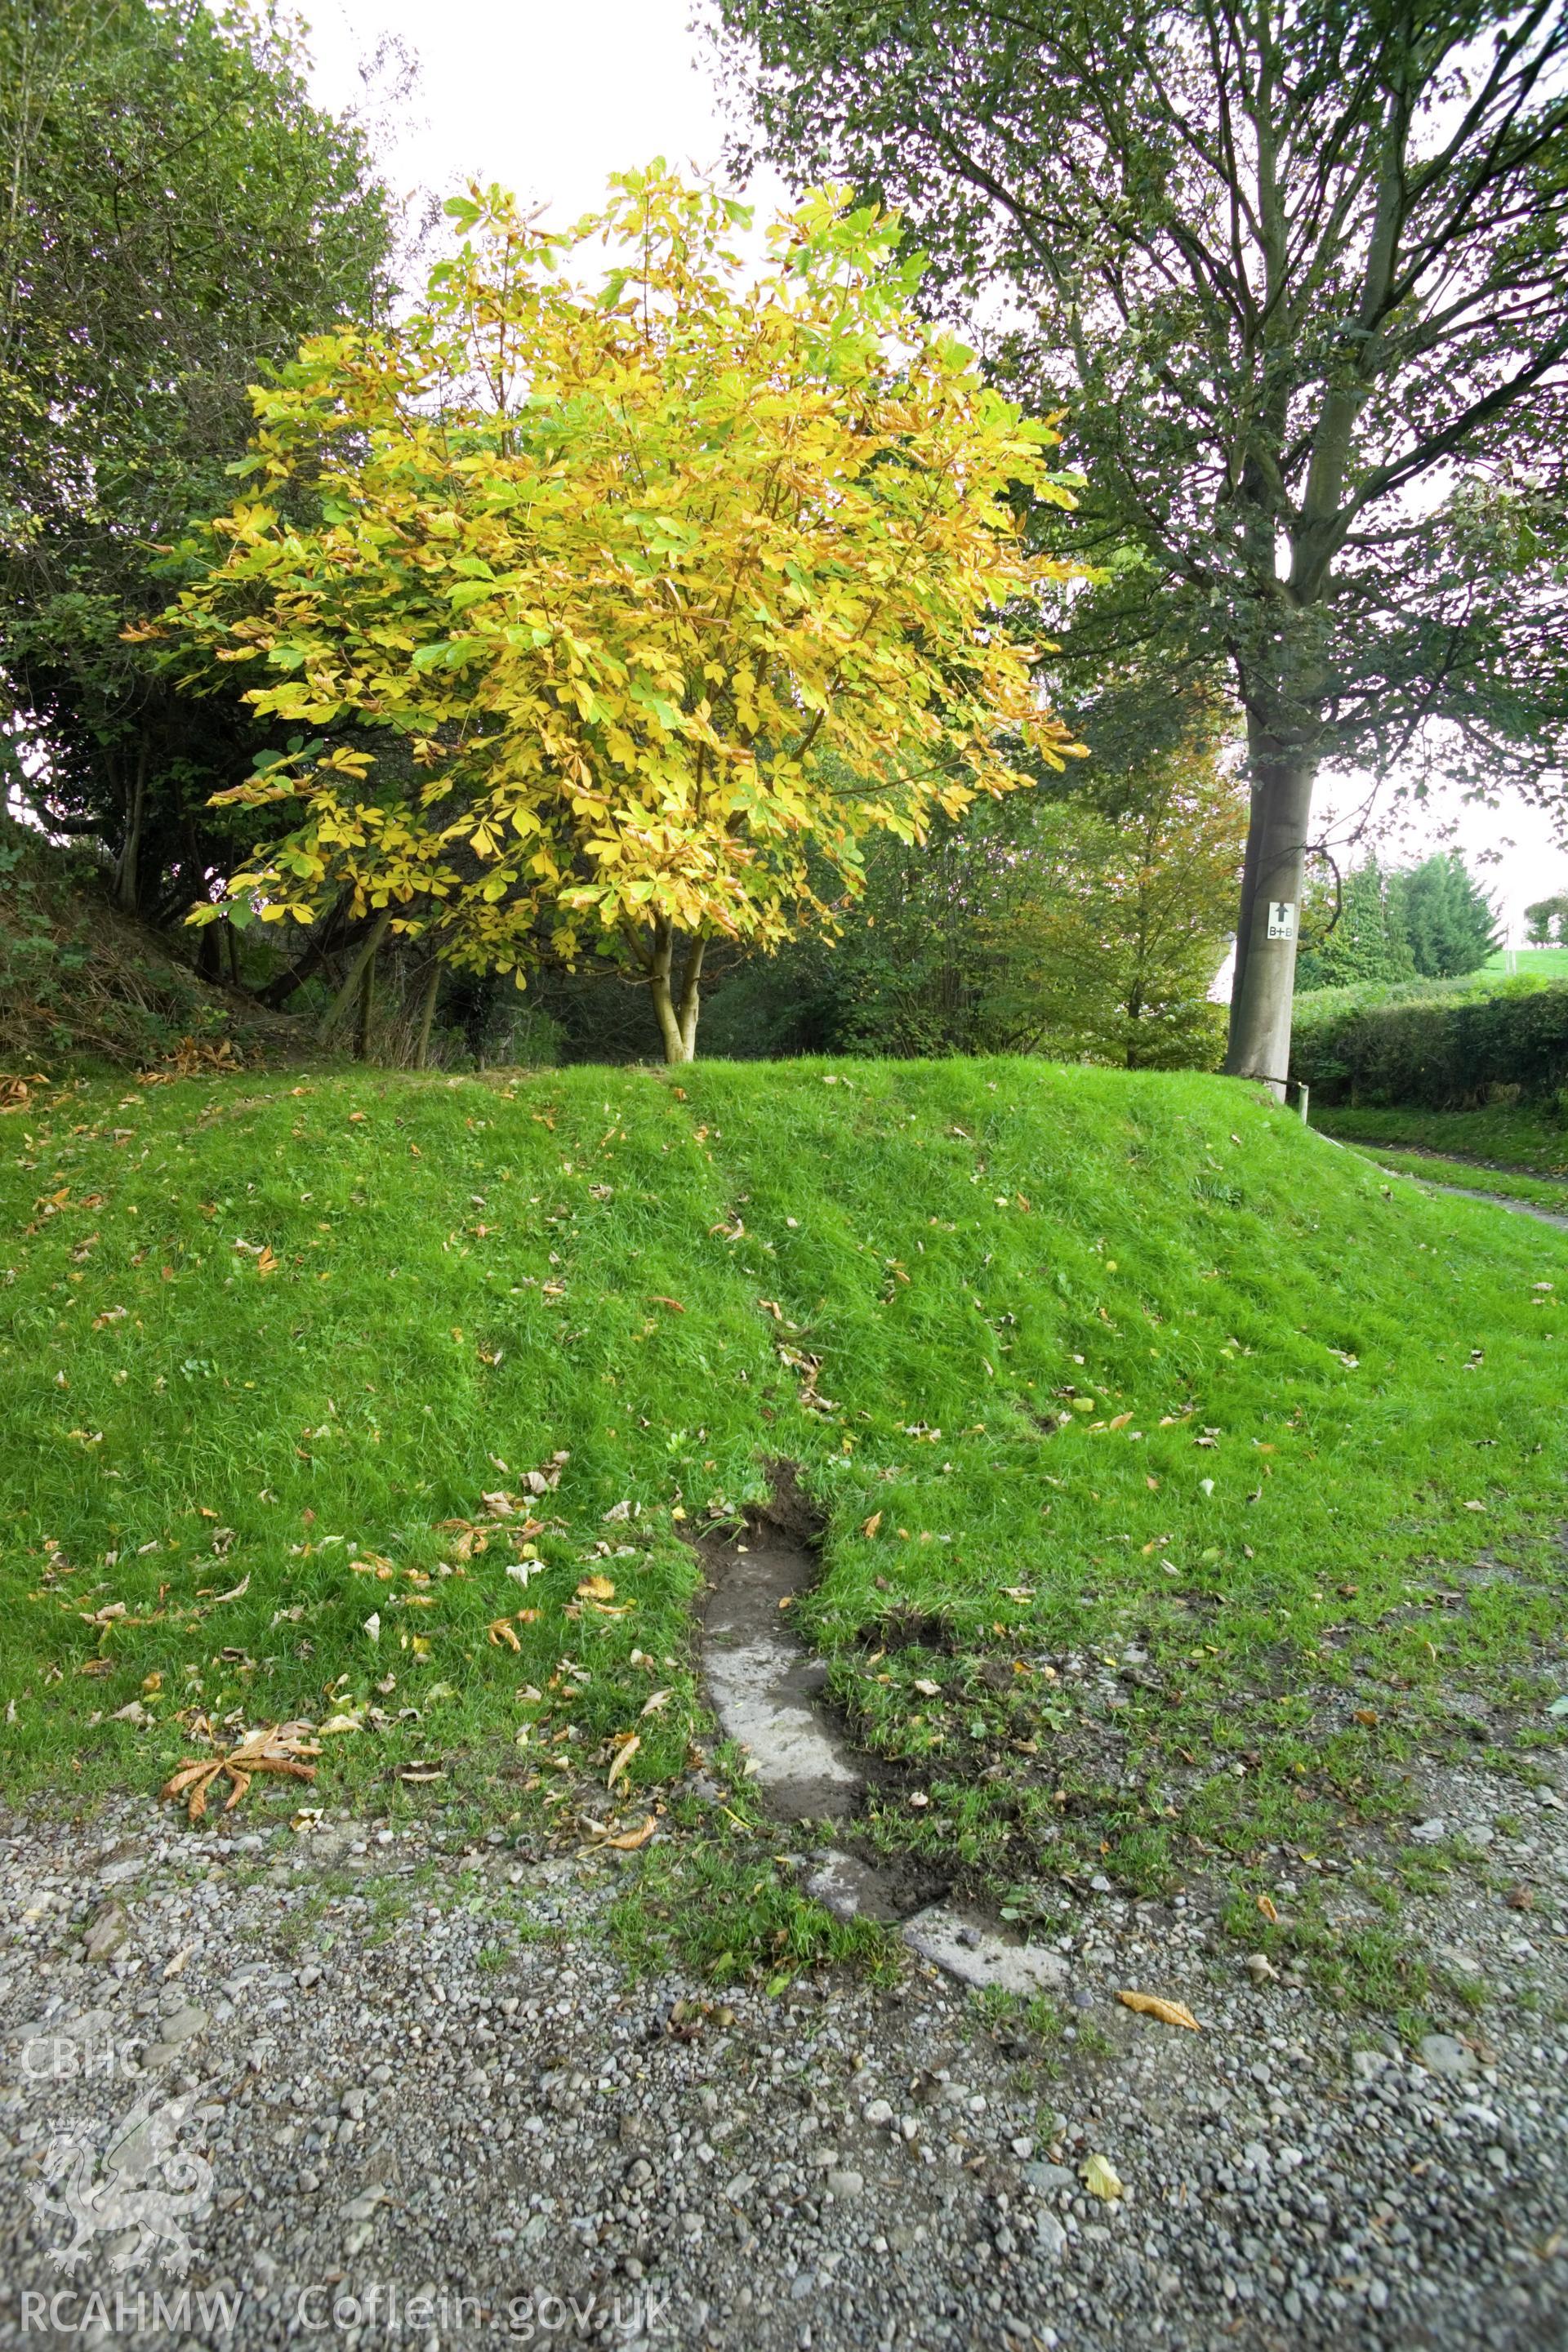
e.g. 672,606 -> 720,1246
415,957 -> 442,1069
114,741 -> 148,916
353,933 -> 379,1061
676,935 -> 705,1062
223,920 -> 241,989
1227,766 -> 1266,1031
322,909 -> 394,1041
647,920 -> 705,1064
1223,733 -> 1316,1096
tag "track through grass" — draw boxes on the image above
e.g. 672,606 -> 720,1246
1332,1140 -> 1568,1218
1314,1101 -> 1568,1175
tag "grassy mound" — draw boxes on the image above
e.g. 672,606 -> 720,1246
4,1058 -> 1566,1932
0,816 -> 301,1073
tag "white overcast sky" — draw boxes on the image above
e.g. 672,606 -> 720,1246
302,0 -> 1568,944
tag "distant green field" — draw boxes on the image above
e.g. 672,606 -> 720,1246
1483,947 -> 1568,978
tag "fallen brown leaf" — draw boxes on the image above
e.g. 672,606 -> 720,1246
1117,1990 -> 1200,2032
160,1722 -> 318,1823
597,1816 -> 657,1851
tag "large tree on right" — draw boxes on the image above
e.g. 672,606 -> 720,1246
711,0 -> 1568,1089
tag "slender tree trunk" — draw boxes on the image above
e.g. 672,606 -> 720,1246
648,923 -> 679,1062
223,920 -> 241,989
115,741 -> 148,916
322,908 -> 394,1041
1223,733 -> 1316,1096
353,933 -> 379,1061
647,920 -> 703,1064
415,956 -> 442,1069
676,935 -> 705,1061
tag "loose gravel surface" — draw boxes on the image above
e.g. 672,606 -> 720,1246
3,1788 -> 1566,2352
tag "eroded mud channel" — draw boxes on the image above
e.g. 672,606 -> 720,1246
697,1486 -> 1071,1999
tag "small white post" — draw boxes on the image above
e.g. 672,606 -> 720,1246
1297,1082 -> 1310,1125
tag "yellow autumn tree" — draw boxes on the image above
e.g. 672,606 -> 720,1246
157,167 -> 1084,1060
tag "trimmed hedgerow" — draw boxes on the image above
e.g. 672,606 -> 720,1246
1291,976 -> 1568,1109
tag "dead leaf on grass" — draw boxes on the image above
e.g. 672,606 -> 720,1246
585,1815 -> 658,1853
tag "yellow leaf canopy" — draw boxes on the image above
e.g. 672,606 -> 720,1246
163,166 -> 1084,1018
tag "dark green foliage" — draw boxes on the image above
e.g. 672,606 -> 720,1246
1293,960 -> 1568,1034
1395,855 -> 1501,980
1298,853 -> 1499,994
1292,978 -> 1568,1111
531,709 -> 1241,1071
1296,862 -> 1415,993
1,0 -> 396,924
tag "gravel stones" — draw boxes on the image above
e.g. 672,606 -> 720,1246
1418,2033 -> 1479,2082
0,1792 -> 1565,2352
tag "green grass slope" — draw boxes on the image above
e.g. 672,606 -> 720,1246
4,1059 -> 1566,1931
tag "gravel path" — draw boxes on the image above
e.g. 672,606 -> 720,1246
4,1779 -> 1566,2352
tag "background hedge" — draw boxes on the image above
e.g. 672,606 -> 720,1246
1290,974 -> 1568,1107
